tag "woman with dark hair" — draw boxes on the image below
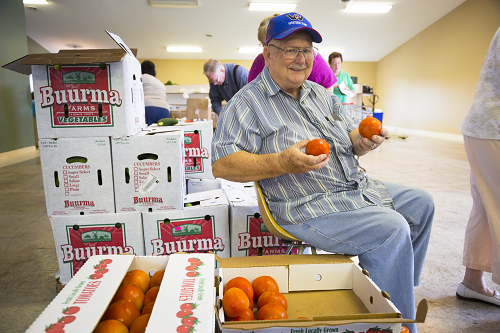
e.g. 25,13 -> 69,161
141,60 -> 170,125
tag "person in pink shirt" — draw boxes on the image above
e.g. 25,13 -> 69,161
247,14 -> 337,91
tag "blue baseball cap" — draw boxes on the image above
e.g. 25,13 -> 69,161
266,12 -> 322,45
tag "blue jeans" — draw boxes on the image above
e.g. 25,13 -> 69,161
145,106 -> 170,126
280,182 -> 434,333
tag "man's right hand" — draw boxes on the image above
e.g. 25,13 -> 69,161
278,139 -> 329,174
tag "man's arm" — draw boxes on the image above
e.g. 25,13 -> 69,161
212,139 -> 329,182
236,66 -> 249,90
209,84 -> 223,115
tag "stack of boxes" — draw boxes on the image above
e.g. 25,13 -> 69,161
4,31 -> 299,287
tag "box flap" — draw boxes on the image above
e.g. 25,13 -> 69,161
1,55 -> 31,75
220,254 -> 353,268
26,255 -> 135,333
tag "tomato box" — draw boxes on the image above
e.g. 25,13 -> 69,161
39,137 -> 115,216
216,254 -> 427,333
142,189 -> 230,260
146,253 -> 216,333
225,189 -> 298,257
148,120 -> 214,179
221,179 -> 255,190
50,213 -> 145,284
111,129 -> 185,213
2,31 -> 145,138
26,253 -> 215,333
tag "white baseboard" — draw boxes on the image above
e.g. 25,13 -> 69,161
384,126 -> 464,142
0,146 -> 39,168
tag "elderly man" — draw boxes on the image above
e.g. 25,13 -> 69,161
211,12 -> 433,333
203,59 -> 249,115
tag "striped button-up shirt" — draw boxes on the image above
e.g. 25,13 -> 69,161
212,67 -> 393,225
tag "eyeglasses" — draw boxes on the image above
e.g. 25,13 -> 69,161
269,44 -> 318,60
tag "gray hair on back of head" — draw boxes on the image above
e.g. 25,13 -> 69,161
203,59 -> 223,75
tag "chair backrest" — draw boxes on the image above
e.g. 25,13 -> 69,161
254,181 -> 301,242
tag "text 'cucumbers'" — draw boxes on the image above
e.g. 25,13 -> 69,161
66,156 -> 88,164
138,153 -> 158,160
157,118 -> 178,126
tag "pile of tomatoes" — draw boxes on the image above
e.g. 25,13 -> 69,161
222,276 -> 288,322
93,268 -> 165,333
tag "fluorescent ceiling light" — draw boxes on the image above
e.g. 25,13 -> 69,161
239,47 -> 263,54
166,47 -> 202,52
344,5 -> 392,13
149,0 -> 198,8
249,3 -> 297,11
23,0 -> 49,4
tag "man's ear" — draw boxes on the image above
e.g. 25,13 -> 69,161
263,45 -> 272,63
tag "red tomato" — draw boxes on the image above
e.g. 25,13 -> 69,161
256,303 -> 288,320
149,270 -> 165,289
224,277 -> 254,303
112,284 -> 145,311
122,269 -> 150,294
252,276 -> 279,300
305,139 -> 330,156
94,319 -> 129,333
130,314 -> 150,333
144,286 -> 160,307
230,307 -> 255,321
141,301 -> 154,315
223,287 -> 250,318
257,291 -> 287,310
101,300 -> 140,329
359,117 -> 382,139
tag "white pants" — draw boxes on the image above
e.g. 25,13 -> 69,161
463,135 -> 500,284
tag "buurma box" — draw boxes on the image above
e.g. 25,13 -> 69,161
112,129 -> 185,212
217,254 -> 427,332
39,137 -> 115,216
50,213 -> 145,284
148,120 -> 214,179
142,189 -> 230,260
25,253 -> 215,333
225,189 -> 297,257
2,31 -> 145,138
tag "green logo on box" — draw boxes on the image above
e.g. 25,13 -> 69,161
62,71 -> 96,84
172,224 -> 202,236
81,230 -> 112,243
184,137 -> 193,145
260,223 -> 268,232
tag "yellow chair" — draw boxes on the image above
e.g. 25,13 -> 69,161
254,182 -> 317,255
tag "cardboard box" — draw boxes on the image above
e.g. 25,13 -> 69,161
225,189 -> 297,257
3,31 -> 145,138
186,98 -> 211,120
26,253 -> 215,333
147,253 -> 216,333
142,189 -> 230,260
112,129 -> 185,212
217,254 -> 427,332
50,213 -> 145,285
148,121 -> 214,179
221,179 -> 255,190
187,178 -> 222,194
38,137 -> 115,216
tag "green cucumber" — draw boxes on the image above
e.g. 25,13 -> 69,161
157,118 -> 178,126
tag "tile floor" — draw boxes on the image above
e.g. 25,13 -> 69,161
0,130 -> 499,333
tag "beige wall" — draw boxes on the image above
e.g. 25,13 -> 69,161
341,61 -> 377,107
377,0 -> 500,134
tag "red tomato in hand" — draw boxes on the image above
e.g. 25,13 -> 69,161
305,139 -> 330,156
359,117 -> 382,139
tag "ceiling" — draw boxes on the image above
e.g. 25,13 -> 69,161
24,0 -> 466,62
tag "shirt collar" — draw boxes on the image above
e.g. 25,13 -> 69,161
261,66 -> 315,100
